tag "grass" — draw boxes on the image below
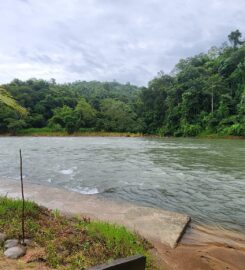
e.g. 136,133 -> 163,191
0,196 -> 156,269
13,128 -> 143,137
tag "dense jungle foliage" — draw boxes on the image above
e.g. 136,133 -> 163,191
0,31 -> 245,136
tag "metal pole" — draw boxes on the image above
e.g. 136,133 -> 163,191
20,149 -> 25,243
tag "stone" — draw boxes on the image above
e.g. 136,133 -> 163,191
4,245 -> 27,259
22,239 -> 34,246
0,233 -> 7,245
4,239 -> 19,249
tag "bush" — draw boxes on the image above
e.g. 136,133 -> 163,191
222,123 -> 245,136
48,123 -> 63,132
181,124 -> 201,136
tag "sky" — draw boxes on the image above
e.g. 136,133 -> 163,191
0,0 -> 245,86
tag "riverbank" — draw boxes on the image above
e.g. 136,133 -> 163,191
197,133 -> 245,140
1,128 -> 144,137
0,128 -> 244,139
1,178 -> 245,270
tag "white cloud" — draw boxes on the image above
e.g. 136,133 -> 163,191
0,0 -> 245,85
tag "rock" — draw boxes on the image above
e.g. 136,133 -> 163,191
4,245 -> 27,259
4,239 -> 19,249
0,233 -> 7,245
22,239 -> 34,246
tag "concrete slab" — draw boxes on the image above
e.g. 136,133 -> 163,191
0,177 -> 190,248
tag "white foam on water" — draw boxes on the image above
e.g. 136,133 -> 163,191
71,186 -> 100,195
60,169 -> 73,175
12,175 -> 26,180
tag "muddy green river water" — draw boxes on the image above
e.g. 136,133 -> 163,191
0,137 -> 244,233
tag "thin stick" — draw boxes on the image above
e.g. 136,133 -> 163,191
20,149 -> 25,243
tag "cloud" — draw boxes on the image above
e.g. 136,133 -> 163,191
0,0 -> 245,86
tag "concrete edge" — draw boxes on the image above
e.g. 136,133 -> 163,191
174,216 -> 191,248
0,177 -> 191,248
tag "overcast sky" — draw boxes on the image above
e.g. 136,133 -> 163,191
0,0 -> 245,86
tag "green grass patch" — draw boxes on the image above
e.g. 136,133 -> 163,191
0,196 -> 156,269
17,127 -> 67,136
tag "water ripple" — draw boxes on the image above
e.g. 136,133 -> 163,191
0,137 -> 244,233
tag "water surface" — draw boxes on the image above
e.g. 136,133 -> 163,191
0,137 -> 244,233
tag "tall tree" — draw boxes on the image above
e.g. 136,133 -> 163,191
228,30 -> 243,48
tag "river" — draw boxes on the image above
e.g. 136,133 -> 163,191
0,137 -> 244,234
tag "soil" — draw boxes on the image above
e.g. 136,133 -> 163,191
152,225 -> 245,270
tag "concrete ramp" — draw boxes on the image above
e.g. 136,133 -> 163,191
0,178 -> 190,248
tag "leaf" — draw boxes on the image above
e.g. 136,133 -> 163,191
0,87 -> 28,115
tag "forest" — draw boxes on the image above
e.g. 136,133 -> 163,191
0,30 -> 244,136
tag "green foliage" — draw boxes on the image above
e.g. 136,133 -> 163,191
181,123 -> 202,137
74,97 -> 96,128
0,87 -> 27,115
137,30 -> 245,137
48,105 -> 77,134
6,118 -> 27,135
225,123 -> 245,136
97,98 -> 140,132
1,79 -> 141,135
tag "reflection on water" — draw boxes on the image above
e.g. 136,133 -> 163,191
0,137 -> 244,233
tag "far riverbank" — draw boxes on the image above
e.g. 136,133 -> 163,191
0,127 -> 244,139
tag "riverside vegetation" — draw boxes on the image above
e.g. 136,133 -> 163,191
0,30 -> 245,137
0,196 -> 155,269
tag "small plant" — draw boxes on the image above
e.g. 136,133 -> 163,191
51,209 -> 61,219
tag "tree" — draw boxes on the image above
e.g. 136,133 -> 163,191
7,119 -> 27,135
204,74 -> 226,114
138,74 -> 173,133
97,99 -> 139,132
228,30 -> 243,49
48,106 -> 77,133
74,98 -> 96,128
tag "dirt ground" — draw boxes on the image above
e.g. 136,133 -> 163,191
152,225 -> 245,270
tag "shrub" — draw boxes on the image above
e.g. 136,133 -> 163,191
181,124 -> 201,136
